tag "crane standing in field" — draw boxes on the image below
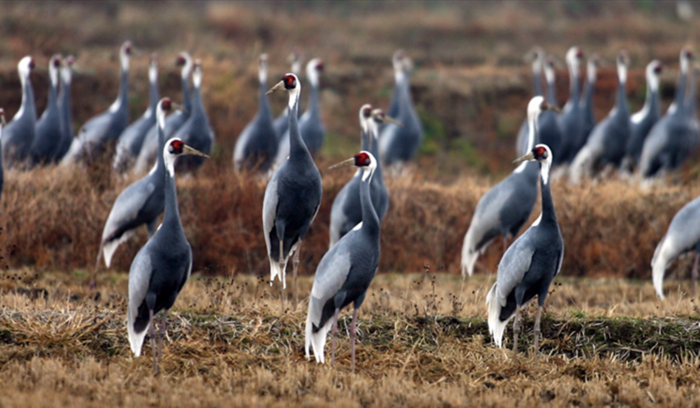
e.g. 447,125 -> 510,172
569,51 -> 631,183
55,56 -> 76,162
30,55 -> 63,165
134,52 -> 193,174
486,143 -> 564,354
652,193 -> 700,299
62,41 -> 132,165
461,97 -> 556,277
234,54 -> 279,172
263,73 -> 322,310
638,48 -> 693,181
329,106 -> 393,247
306,150 -> 381,372
127,135 -> 208,374
91,98 -> 176,288
622,60 -> 663,173
113,53 -> 160,174
2,56 -> 36,168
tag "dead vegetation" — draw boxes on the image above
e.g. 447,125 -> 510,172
1,271 -> 700,407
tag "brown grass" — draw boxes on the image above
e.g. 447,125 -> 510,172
1,271 -> 700,407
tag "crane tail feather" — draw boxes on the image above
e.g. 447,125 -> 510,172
305,311 -> 332,364
651,236 -> 672,300
102,230 -> 136,268
486,282 -> 512,348
127,302 -> 149,357
269,256 -> 288,289
460,231 -> 479,278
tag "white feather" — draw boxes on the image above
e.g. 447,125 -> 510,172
486,282 -> 512,348
103,230 -> 135,268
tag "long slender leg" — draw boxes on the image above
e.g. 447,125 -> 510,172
692,252 -> 699,298
533,305 -> 543,360
350,308 -> 359,372
148,309 -> 159,375
331,308 -> 340,366
292,240 -> 302,312
157,309 -> 168,369
279,240 -> 286,311
512,306 -> 521,353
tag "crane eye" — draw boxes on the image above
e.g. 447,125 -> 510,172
533,146 -> 548,160
362,107 -> 372,118
169,139 -> 184,154
283,74 -> 296,89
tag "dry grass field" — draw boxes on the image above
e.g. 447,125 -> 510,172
1,271 -> 700,407
3,1 -> 700,407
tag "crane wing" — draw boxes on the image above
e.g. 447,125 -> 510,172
495,232 -> 536,306
308,244 -> 352,326
262,174 -> 280,251
102,176 -> 157,241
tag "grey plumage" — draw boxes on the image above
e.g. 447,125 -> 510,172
622,60 -> 663,171
639,48 -> 694,180
133,52 -> 192,175
579,55 -> 599,148
91,98 -> 174,289
306,151 -> 380,371
652,195 -> 700,299
486,144 -> 564,352
329,106 -> 390,248
234,54 -> 278,172
127,134 -> 208,374
30,55 -> 63,165
379,53 -> 424,169
263,73 -> 322,309
0,110 -> 6,201
62,42 -> 132,165
556,46 -> 585,164
461,97 -> 551,277
570,51 -> 631,183
113,54 -> 160,174
274,59 -> 325,166
534,57 -> 563,162
2,56 -> 37,168
55,56 -> 75,162
174,60 -> 215,173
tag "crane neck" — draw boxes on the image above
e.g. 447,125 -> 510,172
154,113 -> 166,174
545,70 -> 557,106
146,68 -> 159,117
181,74 -> 192,113
162,152 -> 183,231
567,61 -> 580,102
685,68 -> 697,116
307,79 -> 320,118
539,159 -> 557,225
288,87 -> 311,159
360,166 -> 380,237
671,64 -> 688,114
533,68 -> 543,97
259,75 -> 273,119
19,68 -> 36,120
615,72 -> 629,116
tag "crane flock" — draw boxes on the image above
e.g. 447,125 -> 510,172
1,39 -> 700,373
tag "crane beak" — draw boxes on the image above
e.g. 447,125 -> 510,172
513,152 -> 535,164
384,115 -> 403,127
266,81 -> 285,96
545,103 -> 561,113
329,157 -> 355,170
182,145 -> 209,158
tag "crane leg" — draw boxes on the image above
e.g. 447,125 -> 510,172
331,308 -> 340,366
692,252 -> 699,298
157,309 -> 168,369
279,240 -> 286,311
292,240 -> 303,312
533,305 -> 542,361
512,306 -> 521,353
351,308 -> 359,373
148,309 -> 159,375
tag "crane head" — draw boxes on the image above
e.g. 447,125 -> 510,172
266,74 -> 298,95
513,144 -> 552,164
166,138 -> 209,158
330,151 -> 378,181
371,109 -> 402,126
122,41 -> 133,55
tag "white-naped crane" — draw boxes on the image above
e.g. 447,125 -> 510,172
461,97 -> 556,277
62,41 -> 132,165
30,55 -> 63,165
329,105 -> 393,247
652,193 -> 700,299
306,150 -> 381,372
113,53 -> 160,174
127,137 -> 208,374
234,54 -> 279,172
2,56 -> 36,168
622,60 -> 663,172
556,46 -> 585,164
516,47 -> 545,156
638,48 -> 694,181
274,58 -> 325,167
91,98 -> 175,289
134,52 -> 193,174
569,51 -> 631,183
486,144 -> 564,354
263,73 -> 322,310
273,51 -> 302,140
